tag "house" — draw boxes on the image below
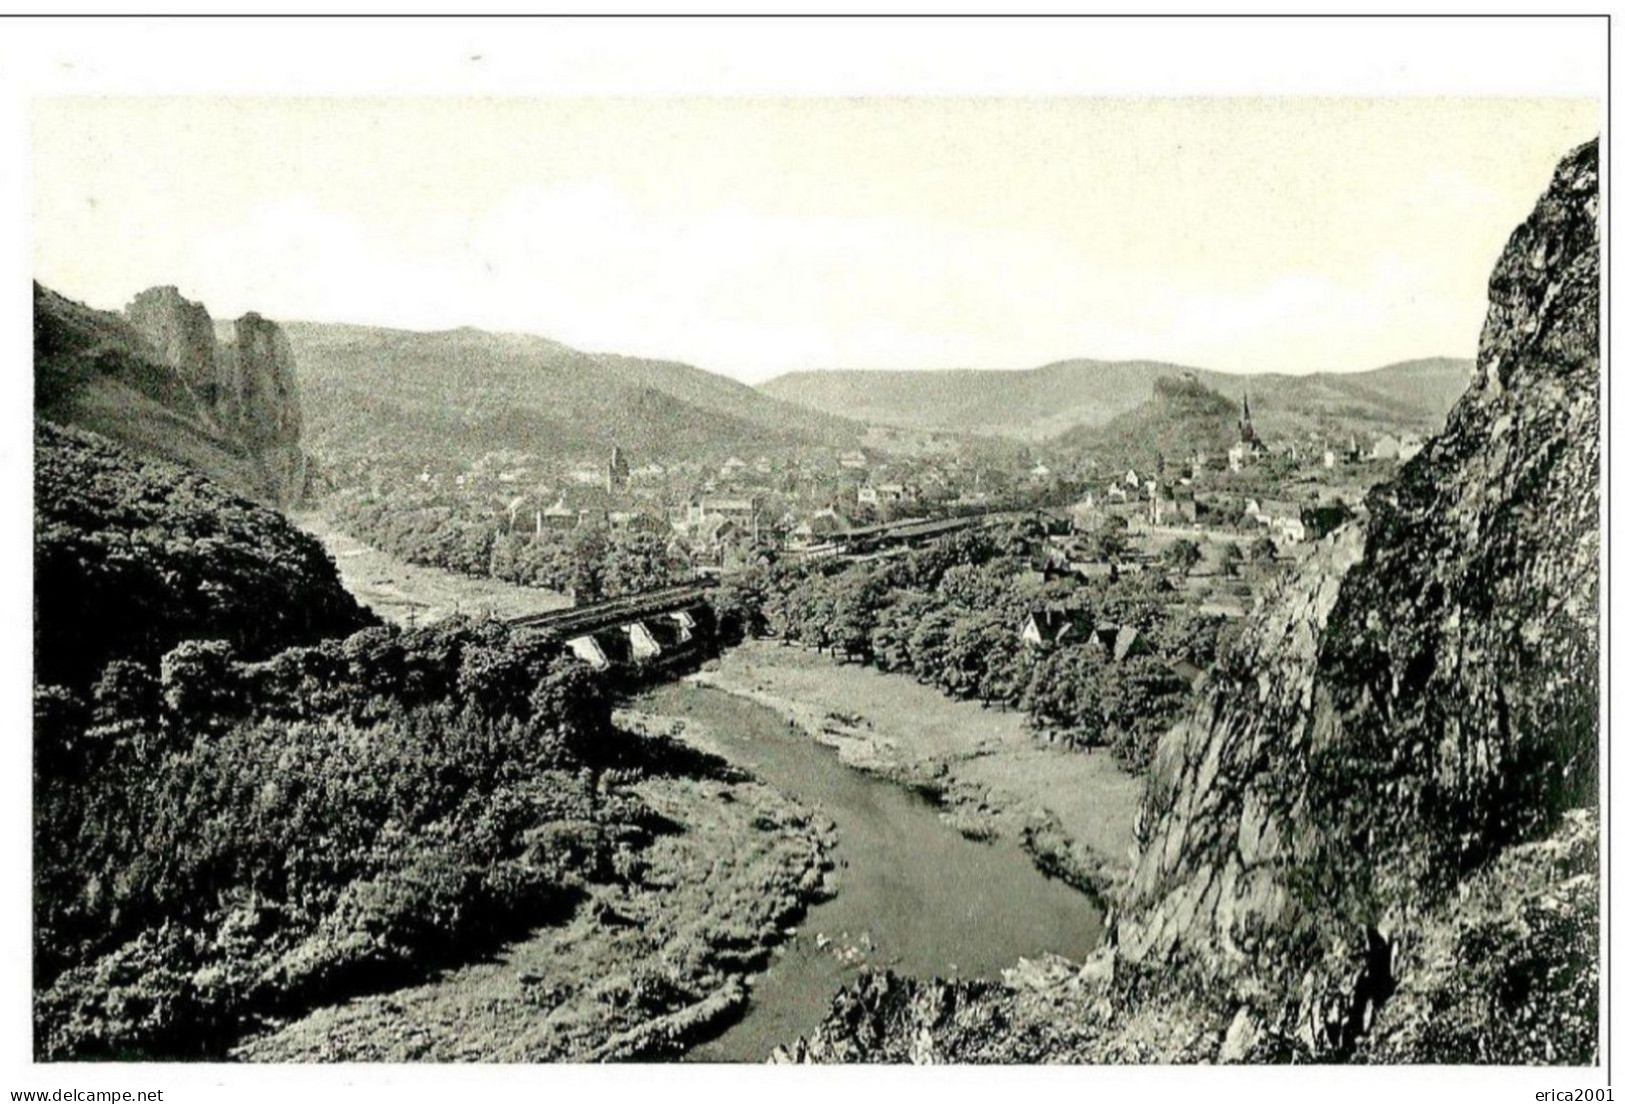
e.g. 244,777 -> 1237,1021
682,515 -> 741,564
1322,446 -> 1340,469
1398,433 -> 1424,461
1123,468 -> 1140,489
1071,561 -> 1117,583
839,450 -> 869,470
1368,433 -> 1402,460
607,510 -> 668,535
1247,498 -> 1297,528
1087,622 -> 1151,662
1273,516 -> 1307,543
702,495 -> 757,521
856,484 -> 880,507
1165,497 -> 1199,524
1019,607 -> 1091,648
540,498 -> 579,531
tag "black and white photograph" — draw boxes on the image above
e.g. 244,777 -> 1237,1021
0,11 -> 1610,1102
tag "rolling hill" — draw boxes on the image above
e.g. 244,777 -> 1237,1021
761,357 -> 1475,443
282,321 -> 863,469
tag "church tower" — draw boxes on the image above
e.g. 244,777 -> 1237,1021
1238,392 -> 1257,444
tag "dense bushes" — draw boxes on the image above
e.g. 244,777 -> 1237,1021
32,427 -> 665,1060
34,424 -> 376,690
33,617 -> 642,1060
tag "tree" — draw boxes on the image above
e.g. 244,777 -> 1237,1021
711,566 -> 769,643
1216,541 -> 1244,577
829,568 -> 886,661
1020,645 -> 1109,742
868,590 -> 941,672
1162,538 -> 1202,575
906,608 -> 957,682
159,640 -> 242,730
1101,656 -> 1190,772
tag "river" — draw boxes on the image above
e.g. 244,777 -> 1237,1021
632,682 -> 1105,1062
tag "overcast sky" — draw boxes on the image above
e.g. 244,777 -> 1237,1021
34,97 -> 1596,383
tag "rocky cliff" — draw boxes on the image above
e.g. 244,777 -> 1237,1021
36,283 -> 309,507
782,138 -> 1600,1065
220,311 -> 307,500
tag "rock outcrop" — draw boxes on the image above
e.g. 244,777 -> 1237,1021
36,282 -> 310,507
222,312 -> 307,501
1116,137 -> 1599,1009
124,286 -> 219,401
785,138 -> 1600,1065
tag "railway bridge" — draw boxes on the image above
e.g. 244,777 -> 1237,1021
508,580 -> 718,672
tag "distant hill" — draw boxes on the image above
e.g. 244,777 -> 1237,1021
762,359 -> 1196,440
761,357 -> 1475,442
1055,374 -> 1241,468
34,283 -> 308,505
282,321 -> 863,469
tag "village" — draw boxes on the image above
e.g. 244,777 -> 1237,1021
352,390 -> 1417,586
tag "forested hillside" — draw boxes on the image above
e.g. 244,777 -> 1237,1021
1053,374 -> 1242,469
34,424 -> 373,690
32,425 -> 752,1060
285,321 -> 862,472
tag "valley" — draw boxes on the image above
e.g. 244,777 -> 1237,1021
28,127 -> 1600,1072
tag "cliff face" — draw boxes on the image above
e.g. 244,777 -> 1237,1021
36,283 -> 309,507
1117,138 -> 1598,990
784,138 -> 1600,1065
223,312 -> 307,500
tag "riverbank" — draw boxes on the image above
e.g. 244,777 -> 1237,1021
688,639 -> 1144,903
292,510 -> 572,625
625,683 -> 1103,1061
236,756 -> 834,1061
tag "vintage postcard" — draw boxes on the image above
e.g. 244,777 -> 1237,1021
3,12 -> 1609,1103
